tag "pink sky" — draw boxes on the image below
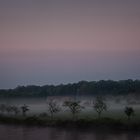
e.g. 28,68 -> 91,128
0,0 -> 140,88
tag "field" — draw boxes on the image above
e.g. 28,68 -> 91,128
0,95 -> 140,121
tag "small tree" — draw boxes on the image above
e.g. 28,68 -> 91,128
47,100 -> 61,119
5,106 -> 13,115
21,104 -> 29,116
11,106 -> 20,116
94,97 -> 107,118
124,106 -> 135,121
63,100 -> 83,120
0,104 -> 7,114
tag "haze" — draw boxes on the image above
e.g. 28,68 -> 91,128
0,0 -> 140,88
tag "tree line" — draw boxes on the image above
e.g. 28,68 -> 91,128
0,104 -> 29,116
0,97 -> 135,121
0,80 -> 140,97
46,97 -> 134,121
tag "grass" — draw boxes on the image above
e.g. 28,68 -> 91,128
52,109 -> 140,123
0,113 -> 140,131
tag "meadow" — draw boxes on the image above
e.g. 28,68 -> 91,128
0,95 -> 140,130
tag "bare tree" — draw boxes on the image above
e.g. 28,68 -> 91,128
21,104 -> 29,116
63,100 -> 84,120
11,106 -> 20,116
94,97 -> 107,118
5,106 -> 13,115
124,106 -> 135,121
46,99 -> 61,119
0,104 -> 7,114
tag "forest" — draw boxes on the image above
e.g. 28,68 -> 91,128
0,79 -> 140,98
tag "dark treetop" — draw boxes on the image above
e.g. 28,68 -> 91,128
0,80 -> 140,98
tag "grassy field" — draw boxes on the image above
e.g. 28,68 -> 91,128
0,96 -> 140,130
0,113 -> 140,131
53,109 -> 140,123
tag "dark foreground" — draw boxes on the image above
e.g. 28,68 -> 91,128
0,124 -> 140,140
0,115 -> 140,131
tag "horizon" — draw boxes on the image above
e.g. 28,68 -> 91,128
1,79 -> 140,90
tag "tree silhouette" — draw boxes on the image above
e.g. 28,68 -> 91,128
0,104 -> 7,114
47,100 -> 61,119
94,97 -> 107,118
21,104 -> 29,116
124,106 -> 135,121
5,106 -> 13,115
11,106 -> 20,116
63,100 -> 84,120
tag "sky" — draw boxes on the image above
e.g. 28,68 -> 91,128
0,0 -> 140,89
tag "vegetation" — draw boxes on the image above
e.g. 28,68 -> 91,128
11,106 -> 20,115
20,104 -> 29,116
63,100 -> 83,120
0,101 -> 139,130
94,97 -> 107,118
46,99 -> 61,119
0,104 -> 7,114
0,79 -> 139,130
0,115 -> 140,130
0,104 -> 21,115
124,107 -> 135,121
0,80 -> 140,97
